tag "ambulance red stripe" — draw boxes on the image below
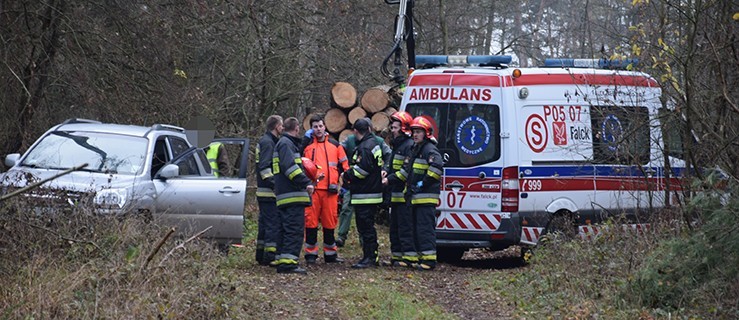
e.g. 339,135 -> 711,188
451,213 -> 468,229
464,213 -> 483,229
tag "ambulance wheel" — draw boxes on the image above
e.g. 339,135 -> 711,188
546,211 -> 577,239
437,247 -> 465,263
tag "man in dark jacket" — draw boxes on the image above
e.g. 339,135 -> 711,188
272,117 -> 315,274
255,115 -> 283,265
342,118 -> 384,269
406,116 -> 443,271
383,111 -> 416,266
336,133 -> 391,247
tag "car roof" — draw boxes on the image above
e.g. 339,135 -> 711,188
52,122 -> 186,138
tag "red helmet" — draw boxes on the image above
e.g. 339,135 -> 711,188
410,116 -> 434,139
391,111 -> 414,135
301,157 -> 319,181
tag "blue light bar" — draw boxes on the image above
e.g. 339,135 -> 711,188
416,55 -> 512,67
543,58 -> 639,69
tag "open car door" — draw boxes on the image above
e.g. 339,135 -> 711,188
153,144 -> 248,245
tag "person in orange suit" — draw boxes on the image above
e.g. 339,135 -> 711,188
301,114 -> 350,264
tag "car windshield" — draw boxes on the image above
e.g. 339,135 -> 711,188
21,131 -> 148,175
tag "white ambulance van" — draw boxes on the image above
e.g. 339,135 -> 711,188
399,55 -> 683,262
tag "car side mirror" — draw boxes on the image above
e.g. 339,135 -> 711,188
157,164 -> 179,180
4,154 -> 20,167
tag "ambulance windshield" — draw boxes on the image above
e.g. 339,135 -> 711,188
405,102 -> 501,167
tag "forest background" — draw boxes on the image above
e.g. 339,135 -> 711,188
0,1 -> 737,318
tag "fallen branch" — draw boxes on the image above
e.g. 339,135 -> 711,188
157,226 -> 212,268
140,227 -> 175,273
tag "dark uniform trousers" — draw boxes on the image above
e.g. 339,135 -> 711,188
354,204 -> 379,260
391,203 -> 416,261
276,204 -> 305,269
414,204 -> 437,264
258,199 -> 279,261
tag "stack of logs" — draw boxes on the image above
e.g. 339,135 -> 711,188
303,82 -> 403,142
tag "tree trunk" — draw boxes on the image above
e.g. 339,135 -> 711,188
324,107 -> 348,133
330,82 -> 357,109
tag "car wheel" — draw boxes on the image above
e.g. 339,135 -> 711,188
545,210 -> 578,240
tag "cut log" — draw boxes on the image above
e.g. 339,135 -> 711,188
361,85 -> 393,113
371,112 -> 391,133
384,107 -> 398,117
303,112 -> 319,131
331,82 -> 357,109
338,129 -> 353,144
324,108 -> 348,133
347,106 -> 367,125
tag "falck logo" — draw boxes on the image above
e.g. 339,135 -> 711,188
552,121 -> 567,145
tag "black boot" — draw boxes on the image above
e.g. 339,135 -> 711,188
262,251 -> 276,267
351,257 -> 378,269
305,254 -> 318,265
256,248 -> 265,265
276,265 -> 307,274
325,255 -> 345,263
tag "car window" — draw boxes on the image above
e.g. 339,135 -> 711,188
405,102 -> 501,167
151,138 -> 169,177
170,147 -> 211,177
168,136 -> 190,158
591,105 -> 650,165
21,131 -> 147,175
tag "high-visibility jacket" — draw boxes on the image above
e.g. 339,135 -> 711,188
406,139 -> 443,205
343,133 -> 384,205
386,135 -> 414,203
272,133 -> 312,208
206,142 -> 224,177
303,136 -> 349,191
255,131 -> 279,201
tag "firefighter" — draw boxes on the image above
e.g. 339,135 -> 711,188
406,116 -> 443,271
337,133 -> 392,247
342,118 -> 384,269
272,117 -> 315,274
255,115 -> 283,266
382,111 -> 416,266
301,114 -> 349,264
205,141 -> 231,177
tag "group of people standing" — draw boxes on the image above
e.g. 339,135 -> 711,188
253,110 -> 442,274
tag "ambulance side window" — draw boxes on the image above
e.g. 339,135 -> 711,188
591,105 -> 650,165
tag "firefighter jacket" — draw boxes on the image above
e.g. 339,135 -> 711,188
272,133 -> 313,208
341,134 -> 392,167
406,139 -> 443,205
255,131 -> 279,201
343,133 -> 384,205
386,135 -> 414,203
303,136 -> 349,191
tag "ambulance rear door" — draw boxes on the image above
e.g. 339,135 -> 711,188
403,72 -> 517,249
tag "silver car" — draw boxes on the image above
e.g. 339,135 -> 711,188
0,118 -> 249,245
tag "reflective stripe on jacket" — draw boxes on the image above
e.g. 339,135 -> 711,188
256,132 -> 279,200
406,140 -> 442,205
344,133 -> 383,205
272,133 -> 312,208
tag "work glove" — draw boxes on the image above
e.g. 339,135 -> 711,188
304,129 -> 314,138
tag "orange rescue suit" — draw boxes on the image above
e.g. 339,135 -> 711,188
303,136 -> 349,229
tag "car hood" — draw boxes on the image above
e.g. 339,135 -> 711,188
1,167 -> 141,192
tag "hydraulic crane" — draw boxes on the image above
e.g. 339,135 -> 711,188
381,0 -> 416,86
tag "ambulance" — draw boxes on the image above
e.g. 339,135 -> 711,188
398,55 -> 683,262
